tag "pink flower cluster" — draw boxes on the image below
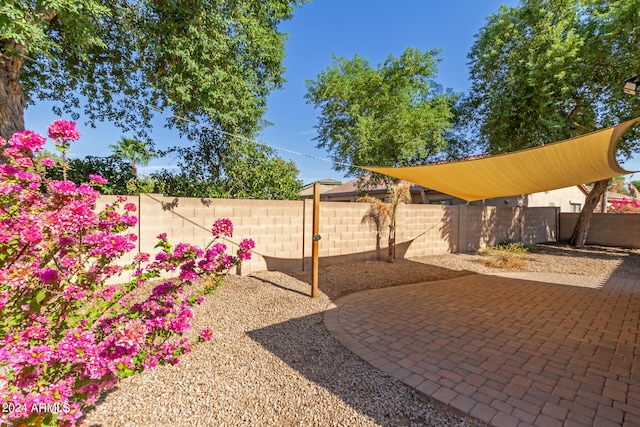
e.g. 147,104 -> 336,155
211,218 -> 233,237
0,123 -> 253,427
47,120 -> 81,142
1,130 -> 46,164
609,198 -> 640,213
199,328 -> 213,341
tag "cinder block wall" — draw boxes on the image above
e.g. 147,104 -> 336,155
96,195 -> 140,285
456,206 -> 558,251
98,194 -> 558,277
137,194 -> 304,275
397,204 -> 459,257
560,213 -> 640,248
522,207 -> 559,244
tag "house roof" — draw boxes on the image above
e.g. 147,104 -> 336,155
323,176 -> 424,196
578,184 -> 631,201
301,178 -> 342,191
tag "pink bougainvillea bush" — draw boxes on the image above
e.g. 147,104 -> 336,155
0,121 -> 254,426
608,198 -> 640,213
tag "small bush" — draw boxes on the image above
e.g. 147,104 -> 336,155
494,241 -> 533,254
480,241 -> 532,269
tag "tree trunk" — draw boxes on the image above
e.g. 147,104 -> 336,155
570,179 -> 608,247
387,225 -> 395,263
0,48 -> 26,142
419,187 -> 428,204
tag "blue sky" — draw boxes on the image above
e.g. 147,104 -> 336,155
24,0 -> 640,184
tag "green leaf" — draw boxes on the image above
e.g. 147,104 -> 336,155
35,290 -> 46,304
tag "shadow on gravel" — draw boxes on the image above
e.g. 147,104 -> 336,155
536,242 -> 640,280
286,258 -> 474,300
82,386 -> 118,427
250,275 -> 310,297
246,310 -> 484,427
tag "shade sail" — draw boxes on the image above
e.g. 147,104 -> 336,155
362,118 -> 640,202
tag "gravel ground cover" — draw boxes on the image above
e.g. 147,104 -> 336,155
82,243 -> 640,427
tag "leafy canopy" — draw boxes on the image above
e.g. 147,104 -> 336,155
3,0 -> 306,140
44,155 -> 135,195
305,47 -> 457,184
152,134 -> 302,200
467,0 -> 640,155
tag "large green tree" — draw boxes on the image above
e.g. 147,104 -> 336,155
467,0 -> 640,246
152,134 -> 302,200
305,47 -> 458,186
1,0 -> 305,142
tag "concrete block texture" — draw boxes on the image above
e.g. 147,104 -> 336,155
560,213 -> 640,248
98,195 -> 561,277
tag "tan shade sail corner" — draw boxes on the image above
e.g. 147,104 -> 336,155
362,118 -> 640,202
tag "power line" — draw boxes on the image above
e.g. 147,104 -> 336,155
21,54 -> 354,169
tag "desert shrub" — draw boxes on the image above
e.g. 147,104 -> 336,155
480,241 -> 532,269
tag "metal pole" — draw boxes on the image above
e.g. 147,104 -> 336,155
301,198 -> 306,272
311,182 -> 320,298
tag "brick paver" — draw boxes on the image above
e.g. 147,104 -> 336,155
324,273 -> 640,426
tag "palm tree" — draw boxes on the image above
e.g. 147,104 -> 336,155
359,196 -> 389,261
358,183 -> 412,262
109,137 -> 155,178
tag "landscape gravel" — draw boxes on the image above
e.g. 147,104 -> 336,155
82,243 -> 640,427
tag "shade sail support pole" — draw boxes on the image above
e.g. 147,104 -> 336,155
311,182 -> 320,298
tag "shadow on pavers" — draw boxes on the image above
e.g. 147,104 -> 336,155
246,308 -> 487,427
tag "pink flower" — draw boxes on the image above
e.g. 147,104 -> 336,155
15,157 -> 33,168
238,238 -> 255,261
23,326 -> 48,340
124,203 -> 136,212
26,345 -> 54,365
39,268 -> 58,284
8,130 -> 47,152
89,174 -> 108,185
134,252 -> 150,263
0,164 -> 18,176
179,268 -> 198,282
47,120 -> 80,142
40,157 -> 55,167
199,328 -> 213,341
169,315 -> 191,334
21,227 -> 43,244
157,232 -> 167,239
220,254 -> 233,269
114,319 -> 146,349
62,285 -> 88,301
97,285 -> 117,300
142,355 -> 159,370
49,180 -> 77,196
211,218 -> 233,237
121,214 -> 138,226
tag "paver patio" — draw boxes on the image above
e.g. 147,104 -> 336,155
324,273 -> 640,427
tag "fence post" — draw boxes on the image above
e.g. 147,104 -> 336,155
311,183 -> 320,298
